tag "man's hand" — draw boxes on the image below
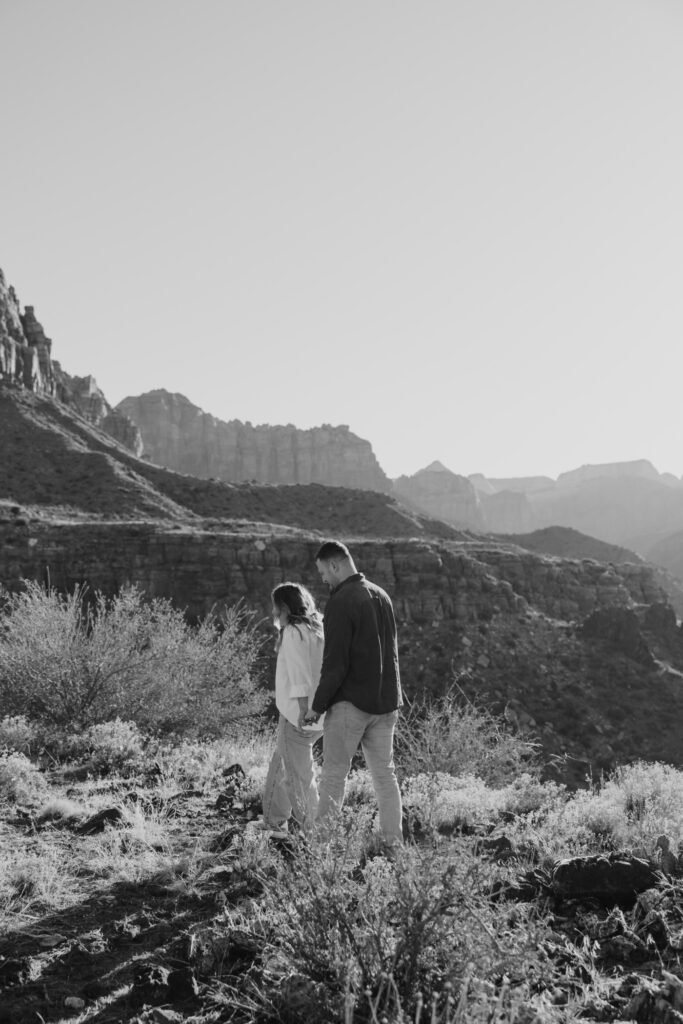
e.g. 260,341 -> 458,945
296,698 -> 309,730
304,709 -> 321,727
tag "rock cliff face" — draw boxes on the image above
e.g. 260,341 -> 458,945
4,269 -> 683,784
117,391 -> 390,491
2,501 -> 683,785
0,384 -> 464,537
479,490 -> 536,534
470,463 -> 683,577
0,271 -> 56,395
3,380 -> 681,788
556,460 -> 662,489
0,268 -> 142,456
393,461 -> 483,530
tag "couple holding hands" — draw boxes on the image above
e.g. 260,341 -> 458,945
261,540 -> 403,850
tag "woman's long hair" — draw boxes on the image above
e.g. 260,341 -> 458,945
271,582 -> 323,649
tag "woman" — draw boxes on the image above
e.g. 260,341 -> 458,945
260,582 -> 324,833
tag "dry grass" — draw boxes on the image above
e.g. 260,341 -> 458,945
3,706 -> 683,1022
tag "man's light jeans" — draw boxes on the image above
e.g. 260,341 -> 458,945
262,716 -> 323,829
317,701 -> 403,846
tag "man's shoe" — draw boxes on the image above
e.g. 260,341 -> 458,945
248,818 -> 288,835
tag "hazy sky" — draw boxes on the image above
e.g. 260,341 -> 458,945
2,1 -> 683,480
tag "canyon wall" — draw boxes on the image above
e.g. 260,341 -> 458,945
0,271 -> 56,395
393,461 -> 483,531
117,391 -> 390,491
0,268 -> 142,456
3,505 -> 682,784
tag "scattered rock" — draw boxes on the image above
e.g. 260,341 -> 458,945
475,834 -> 515,861
76,806 -> 124,834
490,867 -> 552,902
0,959 -> 29,988
63,996 -> 86,1012
130,963 -> 170,1005
168,966 -> 199,1000
552,854 -> 659,904
38,933 -> 68,948
655,835 -> 680,877
275,973 -> 328,1020
209,825 -> 241,852
188,925 -> 264,978
149,1010 -> 184,1024
581,607 -> 654,665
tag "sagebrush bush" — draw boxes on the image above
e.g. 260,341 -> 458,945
401,771 -> 566,835
223,819 -> 571,1023
402,772 -> 508,831
396,688 -> 540,785
0,581 -> 266,732
0,715 -> 37,754
540,761 -> 683,855
0,751 -> 47,804
80,719 -> 146,774
151,727 -> 275,793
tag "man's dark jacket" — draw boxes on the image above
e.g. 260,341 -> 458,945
311,573 -> 402,715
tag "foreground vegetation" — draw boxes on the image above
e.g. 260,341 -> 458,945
2,583 -> 683,1023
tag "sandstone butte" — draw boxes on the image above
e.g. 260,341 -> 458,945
3,267 -> 683,786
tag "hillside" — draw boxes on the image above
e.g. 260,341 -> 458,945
0,385 -> 462,540
504,526 -> 643,565
5,383 -> 683,783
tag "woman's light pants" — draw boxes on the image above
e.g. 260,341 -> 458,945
262,715 -> 322,829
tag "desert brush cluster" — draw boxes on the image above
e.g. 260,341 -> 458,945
2,584 -> 683,1023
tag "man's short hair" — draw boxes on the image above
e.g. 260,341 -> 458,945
315,540 -> 351,563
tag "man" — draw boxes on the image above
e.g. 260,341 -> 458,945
303,539 -> 403,848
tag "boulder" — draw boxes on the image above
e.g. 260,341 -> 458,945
552,854 -> 659,903
582,607 -> 654,665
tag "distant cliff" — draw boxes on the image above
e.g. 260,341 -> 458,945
0,268 -> 142,455
4,381 -> 683,785
393,461 -> 483,530
117,390 -> 391,491
468,462 -> 683,574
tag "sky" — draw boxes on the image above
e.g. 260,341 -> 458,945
2,0 -> 683,481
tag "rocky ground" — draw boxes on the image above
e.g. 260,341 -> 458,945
4,736 -> 683,1023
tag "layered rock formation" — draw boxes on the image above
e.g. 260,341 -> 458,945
117,391 -> 389,491
0,384 -> 464,536
393,461 -> 483,530
4,267 -> 683,784
468,462 -> 683,577
4,383 -> 683,785
0,268 -> 142,456
0,272 -> 56,394
3,495 -> 683,784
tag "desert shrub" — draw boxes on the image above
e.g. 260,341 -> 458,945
541,761 -> 683,854
344,768 -> 376,807
0,842 -> 74,914
0,750 -> 47,804
403,772 -> 507,832
402,771 -> 565,834
396,689 -> 539,786
151,726 -> 275,793
502,773 -> 567,816
0,715 -> 37,754
80,719 -> 146,774
0,581 -> 266,732
223,820 -> 571,1023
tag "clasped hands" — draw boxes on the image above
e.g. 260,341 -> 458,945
296,700 -> 322,730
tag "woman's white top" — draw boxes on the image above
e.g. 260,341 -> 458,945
275,622 -> 325,729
